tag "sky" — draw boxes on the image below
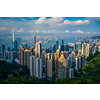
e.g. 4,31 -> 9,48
0,17 -> 100,37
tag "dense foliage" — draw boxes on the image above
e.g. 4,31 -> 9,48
86,52 -> 100,61
1,52 -> 100,84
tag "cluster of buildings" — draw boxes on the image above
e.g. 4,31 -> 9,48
19,35 -> 88,80
1,33 -> 100,80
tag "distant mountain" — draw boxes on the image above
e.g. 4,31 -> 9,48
91,36 -> 100,39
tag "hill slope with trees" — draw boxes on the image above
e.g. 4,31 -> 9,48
0,53 -> 100,84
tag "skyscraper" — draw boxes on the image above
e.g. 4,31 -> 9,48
20,46 -> 24,65
82,43 -> 89,57
12,32 -> 15,42
2,44 -> 5,53
30,56 -> 36,76
33,34 -> 36,47
36,57 -> 42,79
54,49 -> 61,75
60,44 -> 64,51
65,44 -> 69,51
24,49 -> 31,69
82,43 -> 87,56
56,40 -> 59,50
30,47 -> 35,56
47,59 -> 53,78
35,42 -> 42,58
58,54 -> 66,79
75,42 -> 82,51
14,40 -> 18,52
61,39 -> 64,45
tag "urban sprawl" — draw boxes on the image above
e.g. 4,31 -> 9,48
0,32 -> 99,80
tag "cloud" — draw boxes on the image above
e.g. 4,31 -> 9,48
52,29 -> 56,33
64,20 -> 89,25
11,28 -> 17,32
35,17 -> 89,26
35,17 -> 64,24
42,30 -> 51,34
65,30 -> 70,33
16,28 -> 24,32
28,30 -> 40,33
72,30 -> 83,33
28,30 -> 35,32
36,30 -> 39,33
0,27 -> 7,31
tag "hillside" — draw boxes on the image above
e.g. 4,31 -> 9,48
55,53 -> 100,84
0,53 -> 100,84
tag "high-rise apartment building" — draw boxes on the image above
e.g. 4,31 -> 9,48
30,56 -> 36,76
20,46 -> 24,65
75,55 -> 85,70
75,42 -> 82,51
24,49 -> 31,69
47,59 -> 53,78
82,43 -> 89,57
30,47 -> 35,56
35,42 -> 42,58
36,57 -> 42,79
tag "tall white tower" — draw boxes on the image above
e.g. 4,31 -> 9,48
12,32 -> 15,42
35,42 -> 42,58
33,34 -> 36,47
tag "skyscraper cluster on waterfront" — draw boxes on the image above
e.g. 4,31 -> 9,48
1,33 -> 100,80
19,34 -> 89,80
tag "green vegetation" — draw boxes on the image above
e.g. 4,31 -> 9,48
86,52 -> 100,61
1,52 -> 100,84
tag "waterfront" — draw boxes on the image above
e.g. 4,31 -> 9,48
0,37 -> 77,50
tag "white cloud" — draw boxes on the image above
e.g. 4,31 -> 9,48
0,27 -> 7,31
11,28 -> 17,32
65,30 -> 70,33
16,28 -> 24,32
36,30 -> 40,33
42,30 -> 51,34
52,29 -> 56,33
64,20 -> 89,25
72,30 -> 83,33
28,30 -> 35,32
72,20 -> 89,25
28,30 -> 40,33
35,17 -> 89,26
35,17 -> 64,24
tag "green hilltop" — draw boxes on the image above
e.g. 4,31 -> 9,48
0,53 -> 100,84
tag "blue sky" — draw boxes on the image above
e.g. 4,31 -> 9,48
0,17 -> 100,36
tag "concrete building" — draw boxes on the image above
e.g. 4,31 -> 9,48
30,56 -> 36,76
56,40 -> 59,51
33,34 -> 36,47
36,57 -> 42,79
47,59 -> 53,78
12,32 -> 15,42
82,43 -> 89,57
35,42 -> 42,58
